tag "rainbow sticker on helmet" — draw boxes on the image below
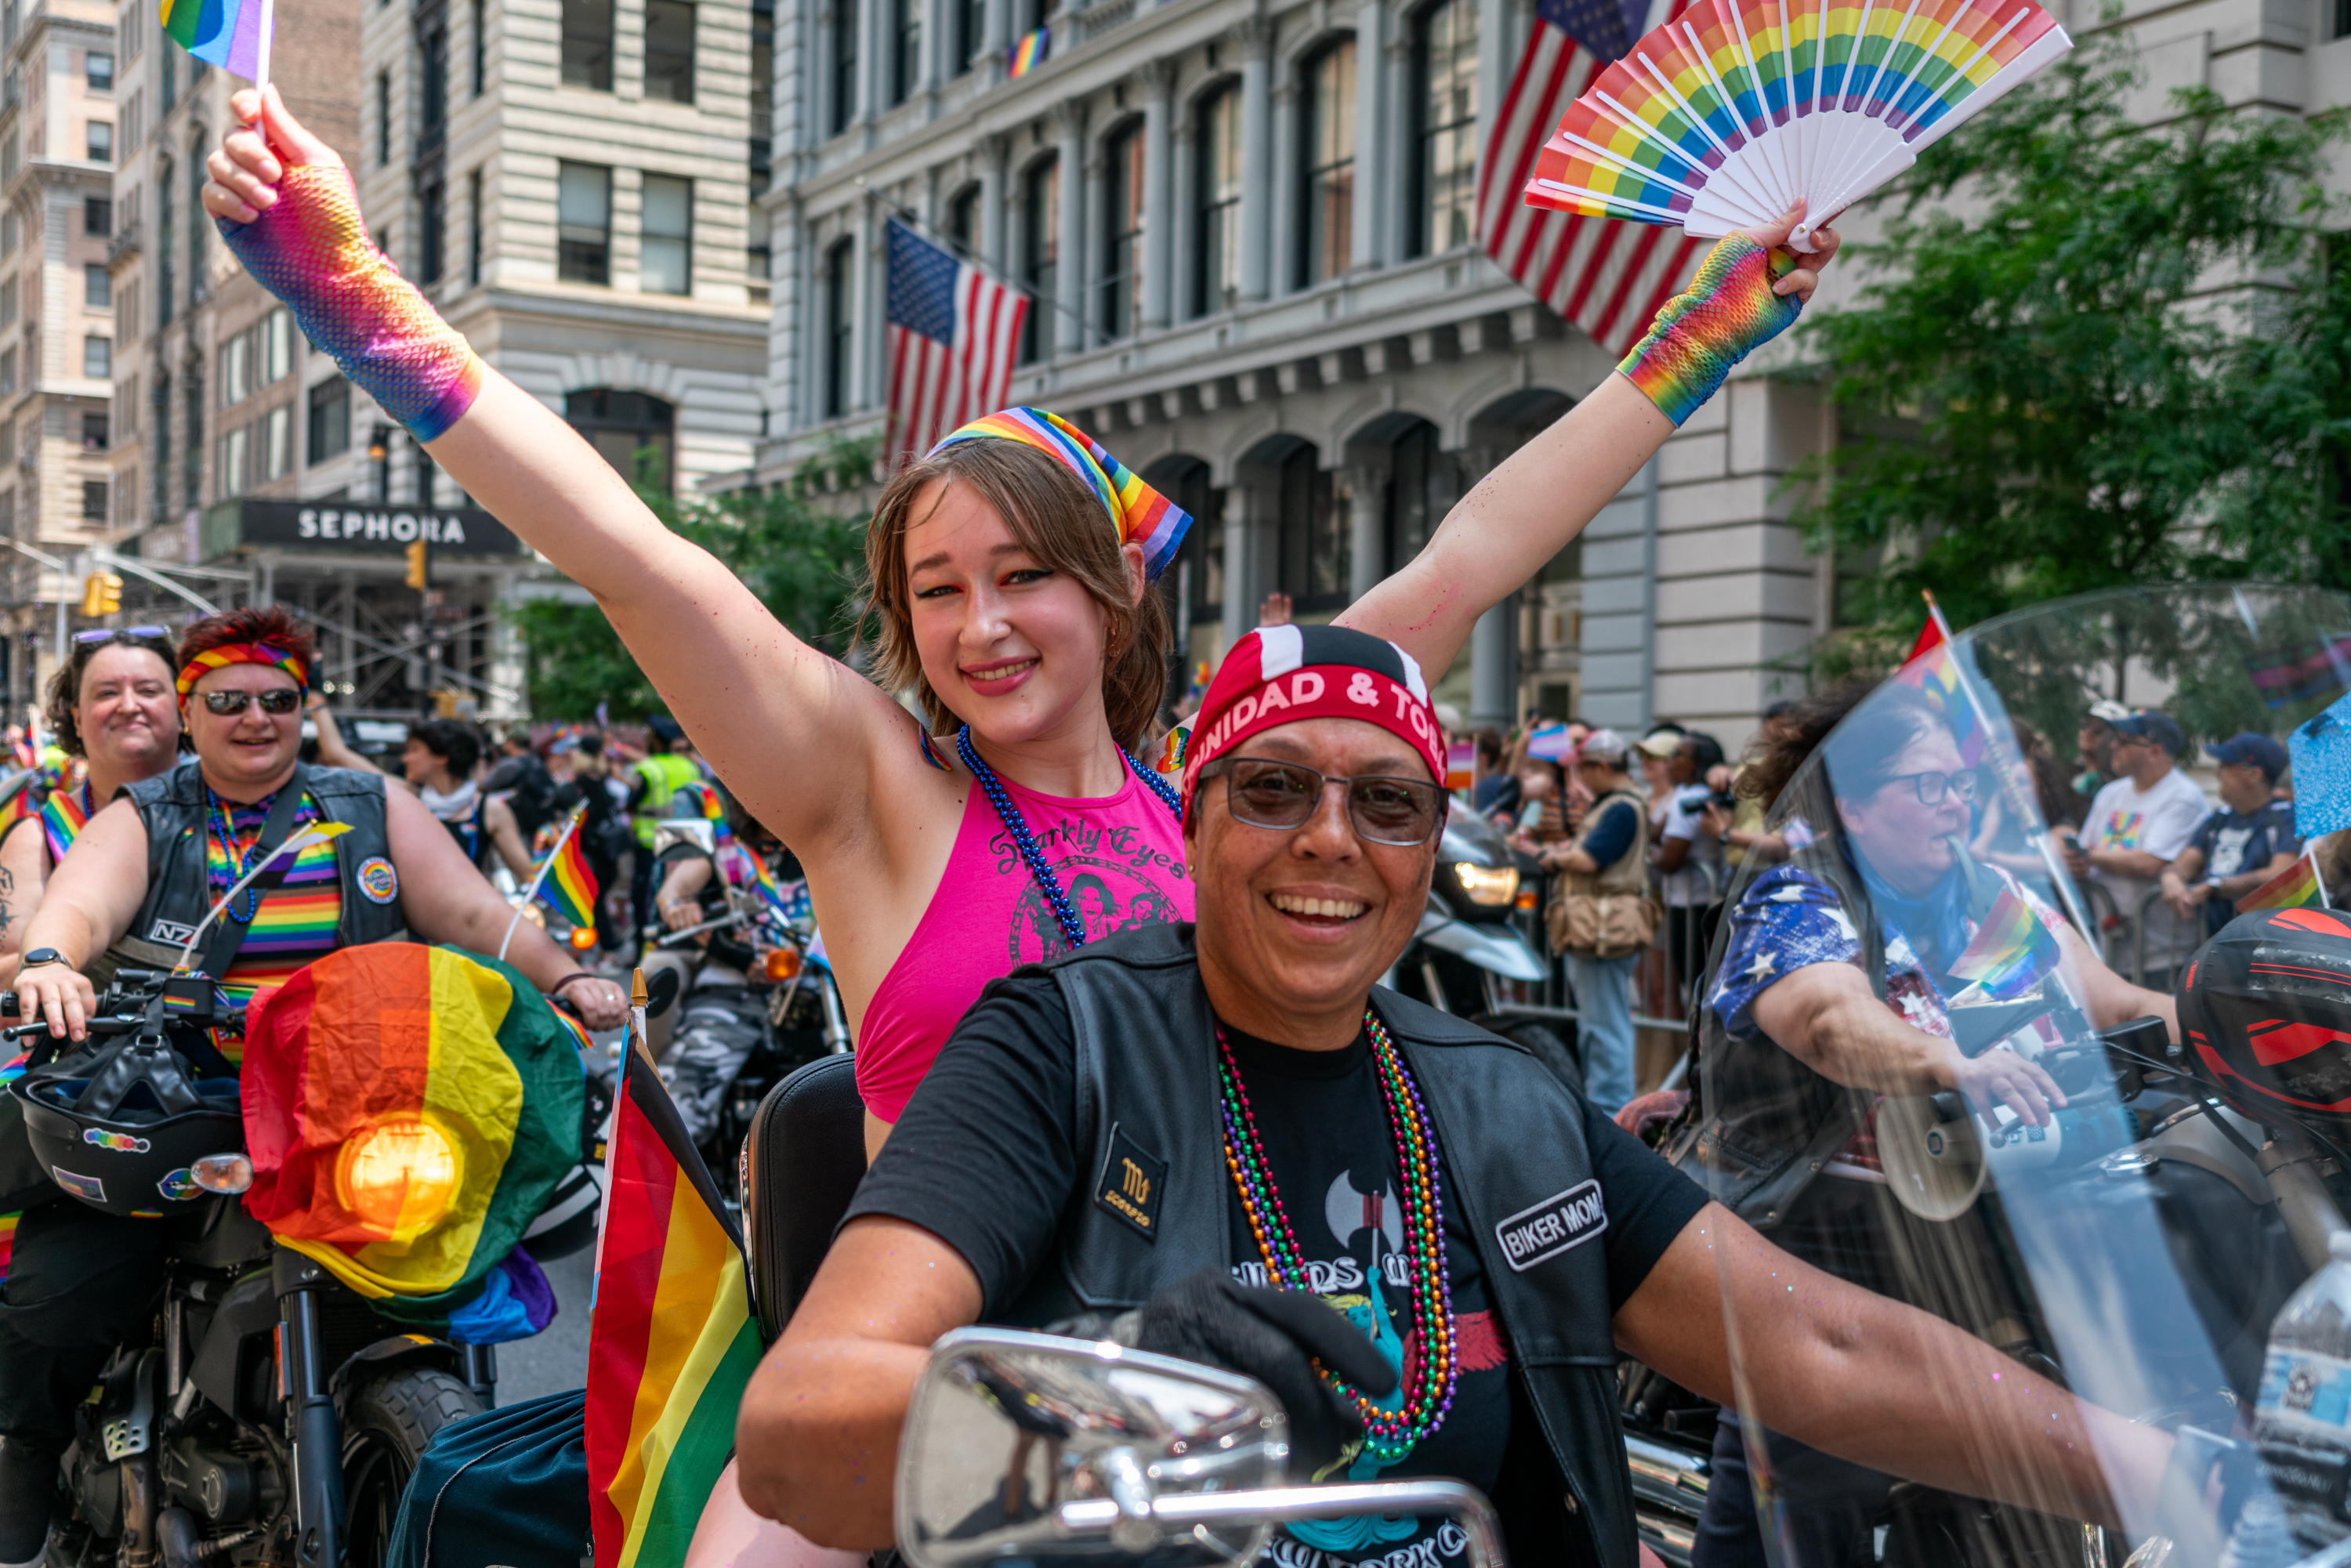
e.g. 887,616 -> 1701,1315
83,1128 -> 152,1154
156,1168 -> 202,1201
51,1169 -> 104,1203
130,1209 -> 165,1219
358,856 -> 399,905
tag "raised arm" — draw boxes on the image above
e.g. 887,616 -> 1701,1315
201,88 -> 912,864
1342,212 -> 1838,679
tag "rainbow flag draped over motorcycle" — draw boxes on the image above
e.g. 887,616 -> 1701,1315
241,944 -> 584,1339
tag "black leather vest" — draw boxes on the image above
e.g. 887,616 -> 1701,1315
107,759 -> 411,973
993,923 -> 1639,1568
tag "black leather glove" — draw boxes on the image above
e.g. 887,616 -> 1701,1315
1111,1269 -> 1400,1478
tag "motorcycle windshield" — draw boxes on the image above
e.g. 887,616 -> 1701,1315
1694,582 -> 2351,1566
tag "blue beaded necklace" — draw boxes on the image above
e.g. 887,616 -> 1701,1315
955,724 -> 1182,951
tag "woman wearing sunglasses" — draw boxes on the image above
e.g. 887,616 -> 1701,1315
9,606 -> 632,1045
197,88 -> 1836,1169
0,628 -> 186,987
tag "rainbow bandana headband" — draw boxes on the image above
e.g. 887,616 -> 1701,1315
929,407 -> 1191,581
179,642 -> 309,699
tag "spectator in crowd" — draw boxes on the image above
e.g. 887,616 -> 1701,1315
1967,718 -> 2088,877
484,722 -> 558,843
1469,726 -> 1511,813
2072,699 -> 2132,800
2162,733 -> 2301,938
400,719 -> 534,881
1655,730 -> 1729,1004
1537,729 -> 1651,1113
2067,708 -> 2211,988
1509,755 -> 1574,853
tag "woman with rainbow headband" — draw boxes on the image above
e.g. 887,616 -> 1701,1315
197,88 -> 1836,1164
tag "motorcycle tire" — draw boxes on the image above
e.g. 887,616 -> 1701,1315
340,1367 -> 484,1568
1472,1016 -> 1585,1099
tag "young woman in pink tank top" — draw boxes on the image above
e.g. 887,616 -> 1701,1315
201,90 -> 1840,1169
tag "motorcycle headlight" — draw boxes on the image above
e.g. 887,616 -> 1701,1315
335,1117 -> 464,1241
1453,862 -> 1520,907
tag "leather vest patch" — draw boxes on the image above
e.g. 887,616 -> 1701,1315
1494,1179 -> 1608,1272
1094,1122 -> 1165,1240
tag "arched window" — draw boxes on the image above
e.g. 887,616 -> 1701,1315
1019,155 -> 1056,364
1276,445 -> 1344,610
823,237 -> 854,418
567,388 -> 676,490
1150,456 -> 1221,639
1410,0 -> 1476,258
947,183 -> 982,253
1385,420 -> 1451,570
1298,38 -> 1354,288
1099,120 -> 1143,341
1193,83 -> 1240,317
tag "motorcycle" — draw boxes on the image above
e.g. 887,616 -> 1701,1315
1632,582 -> 2351,1568
1389,803 -> 1586,1095
5,969 -> 499,1568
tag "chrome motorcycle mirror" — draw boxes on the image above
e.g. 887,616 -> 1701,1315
894,1327 -> 1507,1567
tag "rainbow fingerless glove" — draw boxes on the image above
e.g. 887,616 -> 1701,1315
1617,235 -> 1802,427
217,164 -> 484,443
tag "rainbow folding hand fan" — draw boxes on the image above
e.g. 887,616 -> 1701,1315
1526,0 -> 2071,249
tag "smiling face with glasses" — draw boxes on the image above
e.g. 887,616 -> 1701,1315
185,663 -> 307,799
1187,716 -> 1448,1051
1835,722 -> 1982,898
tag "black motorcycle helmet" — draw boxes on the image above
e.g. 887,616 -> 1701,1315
2178,905 -> 2351,1137
13,1034 -> 242,1218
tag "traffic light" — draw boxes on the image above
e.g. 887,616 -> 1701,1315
404,538 -> 429,591
79,572 -> 121,617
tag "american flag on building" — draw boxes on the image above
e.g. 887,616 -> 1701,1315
1476,0 -> 1704,357
885,218 -> 1030,459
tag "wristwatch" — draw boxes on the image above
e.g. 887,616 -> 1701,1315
19,948 -> 63,969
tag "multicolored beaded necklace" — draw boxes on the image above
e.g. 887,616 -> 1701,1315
1215,1009 -> 1458,1465
205,784 -> 279,925
955,724 -> 1182,951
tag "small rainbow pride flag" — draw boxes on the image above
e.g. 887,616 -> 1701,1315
535,808 -> 600,932
161,0 -> 272,80
1007,24 -> 1049,76
1896,636 -> 1988,771
1947,885 -> 2063,1002
2240,848 -> 2328,914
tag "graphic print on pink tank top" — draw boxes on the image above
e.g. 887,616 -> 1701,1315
857,768 -> 1191,1123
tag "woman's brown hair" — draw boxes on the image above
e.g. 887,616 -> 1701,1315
863,439 -> 1170,753
43,630 -> 182,758
176,604 -> 317,682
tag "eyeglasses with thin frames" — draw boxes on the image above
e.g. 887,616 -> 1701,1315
1197,757 -> 1448,846
1885,767 -> 1982,806
197,688 -> 303,717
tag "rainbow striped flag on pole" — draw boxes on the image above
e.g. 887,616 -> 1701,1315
535,813 -> 600,931
160,0 -> 273,81
2239,846 -> 2330,914
586,996 -> 762,1568
1947,885 -> 2065,1003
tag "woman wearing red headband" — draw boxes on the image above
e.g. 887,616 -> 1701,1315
199,89 -> 1837,1164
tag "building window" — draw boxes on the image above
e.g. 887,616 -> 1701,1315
376,71 -> 391,164
562,0 -> 614,89
645,0 -> 695,103
830,0 -> 857,135
85,121 -> 111,162
889,0 -> 918,105
83,335 -> 110,378
947,183 -> 980,253
160,41 -> 173,109
223,331 -> 252,405
83,196 -> 109,237
84,263 -> 108,307
87,49 -> 112,89
1099,121 -> 1143,342
566,388 -> 674,489
158,156 -> 174,324
467,167 -> 483,285
1194,84 -> 1241,317
954,0 -> 980,74
1019,155 -> 1056,364
82,411 -> 106,450
2,278 -> 16,326
1277,444 -> 1344,608
2,347 -> 17,394
822,237 -> 853,418
1411,0 -> 1476,257
308,376 -> 350,465
263,308 -> 292,381
750,0 -> 773,193
1299,38 -> 1355,287
470,0 -> 485,94
1385,420 -> 1447,568
419,24 -> 448,146
639,174 -> 691,295
221,425 -> 248,498
187,147 -> 206,302
417,177 -> 445,284
265,403 -> 292,480
81,480 -> 106,520
182,373 -> 201,507
556,161 -> 611,284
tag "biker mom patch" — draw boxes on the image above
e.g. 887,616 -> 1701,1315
357,857 -> 399,904
1494,1180 -> 1607,1272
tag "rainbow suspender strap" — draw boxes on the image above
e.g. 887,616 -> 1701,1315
216,165 -> 485,443
1617,235 -> 1802,428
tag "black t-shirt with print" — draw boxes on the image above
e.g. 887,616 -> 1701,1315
849,973 -> 1711,1568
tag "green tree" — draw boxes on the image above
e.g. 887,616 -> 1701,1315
514,437 -> 879,720
1791,42 -> 2351,660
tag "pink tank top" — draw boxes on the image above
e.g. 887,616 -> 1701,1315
857,768 -> 1192,1123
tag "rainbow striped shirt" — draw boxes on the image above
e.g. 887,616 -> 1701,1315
206,789 -> 343,1060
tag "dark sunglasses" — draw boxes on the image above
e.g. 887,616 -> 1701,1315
76,626 -> 168,642
198,688 -> 302,716
1198,757 -> 1447,846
